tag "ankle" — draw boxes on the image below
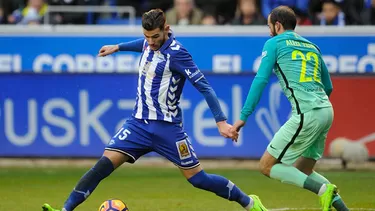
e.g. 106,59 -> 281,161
244,196 -> 254,210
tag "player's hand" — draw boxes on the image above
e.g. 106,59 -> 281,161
217,121 -> 239,140
232,120 -> 246,132
98,45 -> 119,57
230,120 -> 245,142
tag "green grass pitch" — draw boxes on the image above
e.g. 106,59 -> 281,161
0,166 -> 374,211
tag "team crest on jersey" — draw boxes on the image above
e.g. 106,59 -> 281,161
176,139 -> 191,160
142,61 -> 152,76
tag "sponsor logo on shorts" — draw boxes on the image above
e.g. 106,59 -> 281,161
181,160 -> 193,166
176,139 -> 192,160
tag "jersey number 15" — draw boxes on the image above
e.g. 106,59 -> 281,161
291,50 -> 321,83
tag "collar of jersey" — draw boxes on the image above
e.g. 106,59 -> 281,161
158,31 -> 175,53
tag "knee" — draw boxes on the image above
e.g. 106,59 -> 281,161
259,163 -> 272,177
259,158 -> 272,177
102,150 -> 129,169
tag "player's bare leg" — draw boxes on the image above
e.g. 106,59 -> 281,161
180,165 -> 268,211
260,152 -> 338,211
295,157 -> 349,211
42,150 -> 130,211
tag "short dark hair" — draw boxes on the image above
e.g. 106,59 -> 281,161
142,9 -> 166,31
270,6 -> 297,30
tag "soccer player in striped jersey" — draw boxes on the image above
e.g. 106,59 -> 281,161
42,9 -> 267,211
232,6 -> 349,211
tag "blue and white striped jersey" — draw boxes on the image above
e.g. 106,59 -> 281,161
132,32 -> 206,123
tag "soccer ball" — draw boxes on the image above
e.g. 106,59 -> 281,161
329,137 -> 369,163
341,140 -> 369,163
98,199 -> 129,211
329,137 -> 350,158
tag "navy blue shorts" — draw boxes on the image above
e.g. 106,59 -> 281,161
105,117 -> 200,169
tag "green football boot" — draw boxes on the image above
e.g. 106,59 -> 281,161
249,195 -> 268,211
42,203 -> 61,211
319,184 -> 338,211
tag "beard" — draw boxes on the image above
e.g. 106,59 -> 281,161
271,25 -> 277,37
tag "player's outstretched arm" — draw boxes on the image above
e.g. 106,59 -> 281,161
193,78 -> 239,140
98,38 -> 145,57
171,49 -> 238,140
320,57 -> 333,97
233,39 -> 276,133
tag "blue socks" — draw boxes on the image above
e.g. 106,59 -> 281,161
62,159 -> 250,210
188,170 -> 251,208
63,156 -> 114,211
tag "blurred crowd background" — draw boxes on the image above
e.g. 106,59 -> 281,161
0,0 -> 374,26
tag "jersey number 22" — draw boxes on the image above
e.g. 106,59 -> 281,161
291,50 -> 321,83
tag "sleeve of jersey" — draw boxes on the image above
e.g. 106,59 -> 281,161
320,57 -> 333,97
118,38 -> 145,52
171,49 -> 227,122
240,40 -> 276,123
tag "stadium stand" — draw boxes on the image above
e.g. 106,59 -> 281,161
0,0 -> 374,25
